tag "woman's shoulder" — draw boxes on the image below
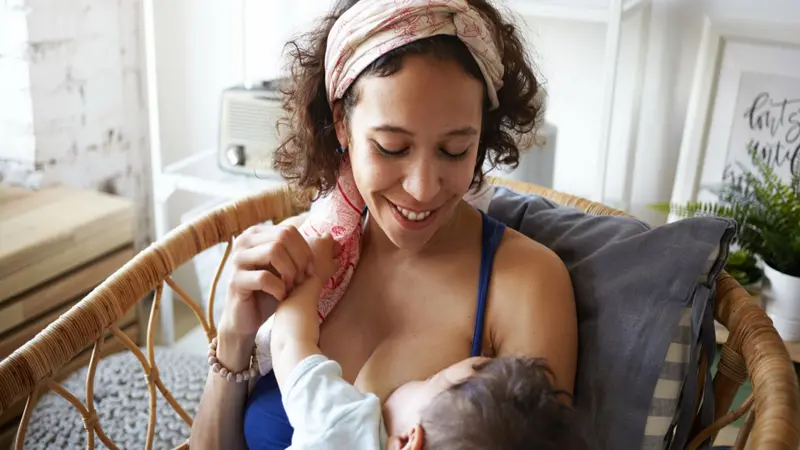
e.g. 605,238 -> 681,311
493,226 -> 569,285
484,226 -> 578,391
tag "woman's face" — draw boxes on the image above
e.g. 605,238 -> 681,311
337,53 -> 484,251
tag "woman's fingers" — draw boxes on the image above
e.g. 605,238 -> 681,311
277,226 -> 315,277
235,226 -> 314,275
231,269 -> 287,301
233,224 -> 268,250
234,243 -> 299,287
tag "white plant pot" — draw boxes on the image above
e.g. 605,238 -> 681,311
762,263 -> 800,341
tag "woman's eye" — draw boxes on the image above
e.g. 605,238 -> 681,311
373,141 -> 407,156
441,147 -> 470,159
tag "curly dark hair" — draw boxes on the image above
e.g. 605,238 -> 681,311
420,357 -> 586,450
274,0 -> 543,197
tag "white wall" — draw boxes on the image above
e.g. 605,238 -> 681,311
519,0 -> 800,223
0,0 -> 153,248
151,0 -> 244,166
0,2 -> 36,173
150,0 -> 331,168
149,0 -> 800,225
0,1 -> 35,167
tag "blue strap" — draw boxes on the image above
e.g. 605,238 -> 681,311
471,211 -> 507,357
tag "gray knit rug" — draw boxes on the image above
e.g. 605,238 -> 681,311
23,348 -> 207,450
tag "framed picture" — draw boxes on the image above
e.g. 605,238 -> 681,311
671,17 -> 800,206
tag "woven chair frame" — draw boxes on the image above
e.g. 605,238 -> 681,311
0,179 -> 797,450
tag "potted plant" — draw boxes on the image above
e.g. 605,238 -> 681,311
724,249 -> 764,294
650,145 -> 800,340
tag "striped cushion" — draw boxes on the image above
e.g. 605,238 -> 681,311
641,245 -> 722,450
641,308 -> 692,449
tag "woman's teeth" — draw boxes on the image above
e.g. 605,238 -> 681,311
395,205 -> 432,221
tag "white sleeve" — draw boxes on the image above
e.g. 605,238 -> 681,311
283,354 -> 386,450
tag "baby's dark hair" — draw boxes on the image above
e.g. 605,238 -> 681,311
420,357 -> 585,450
274,0 -> 543,198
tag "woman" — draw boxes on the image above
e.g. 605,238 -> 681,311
190,0 -> 577,448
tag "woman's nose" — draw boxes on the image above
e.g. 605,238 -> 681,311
402,158 -> 442,203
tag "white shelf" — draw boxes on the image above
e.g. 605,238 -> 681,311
159,149 -> 285,200
510,0 -> 649,23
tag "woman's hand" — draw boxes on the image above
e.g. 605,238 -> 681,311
217,223 -> 315,341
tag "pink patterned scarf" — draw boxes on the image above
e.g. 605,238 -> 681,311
256,0 -> 503,374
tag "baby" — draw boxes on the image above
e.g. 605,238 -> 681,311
270,235 -> 585,450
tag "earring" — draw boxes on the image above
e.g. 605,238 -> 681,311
336,145 -> 347,154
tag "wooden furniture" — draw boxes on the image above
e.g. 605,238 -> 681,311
715,294 -> 800,363
0,180 -> 797,450
717,328 -> 800,364
0,185 -> 139,448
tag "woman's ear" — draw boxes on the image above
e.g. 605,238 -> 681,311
332,102 -> 349,149
386,424 -> 425,450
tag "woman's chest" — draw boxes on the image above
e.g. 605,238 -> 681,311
318,254 -> 482,399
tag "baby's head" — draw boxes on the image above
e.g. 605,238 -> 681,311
383,356 -> 585,450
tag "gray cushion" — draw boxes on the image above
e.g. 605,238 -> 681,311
488,188 -> 735,450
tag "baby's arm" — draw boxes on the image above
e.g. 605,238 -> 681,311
270,235 -> 335,390
269,236 -> 386,448
270,275 -> 325,388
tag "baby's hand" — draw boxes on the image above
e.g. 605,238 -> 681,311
272,233 -> 337,325
270,234 -> 338,385
307,234 -> 339,281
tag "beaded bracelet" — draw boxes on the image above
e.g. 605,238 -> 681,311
207,337 -> 260,383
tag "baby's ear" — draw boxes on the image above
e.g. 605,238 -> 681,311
405,424 -> 424,450
386,424 -> 425,450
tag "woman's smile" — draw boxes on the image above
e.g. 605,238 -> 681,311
386,197 -> 440,229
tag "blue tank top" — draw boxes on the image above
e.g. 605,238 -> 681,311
243,211 -> 506,449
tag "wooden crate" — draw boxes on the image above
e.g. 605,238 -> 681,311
0,186 -> 135,303
0,184 -> 139,449
0,247 -> 135,336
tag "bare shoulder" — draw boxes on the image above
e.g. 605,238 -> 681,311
485,226 -> 578,394
493,227 -> 568,284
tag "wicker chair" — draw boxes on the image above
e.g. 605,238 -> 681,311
0,180 -> 797,450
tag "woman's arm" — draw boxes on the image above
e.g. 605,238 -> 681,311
190,332 -> 255,450
486,230 -> 578,397
190,220 -> 314,449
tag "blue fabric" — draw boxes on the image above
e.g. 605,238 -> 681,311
472,211 -> 506,356
243,370 -> 293,450
243,211 -> 505,449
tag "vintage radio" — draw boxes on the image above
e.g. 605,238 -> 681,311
217,79 -> 287,176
